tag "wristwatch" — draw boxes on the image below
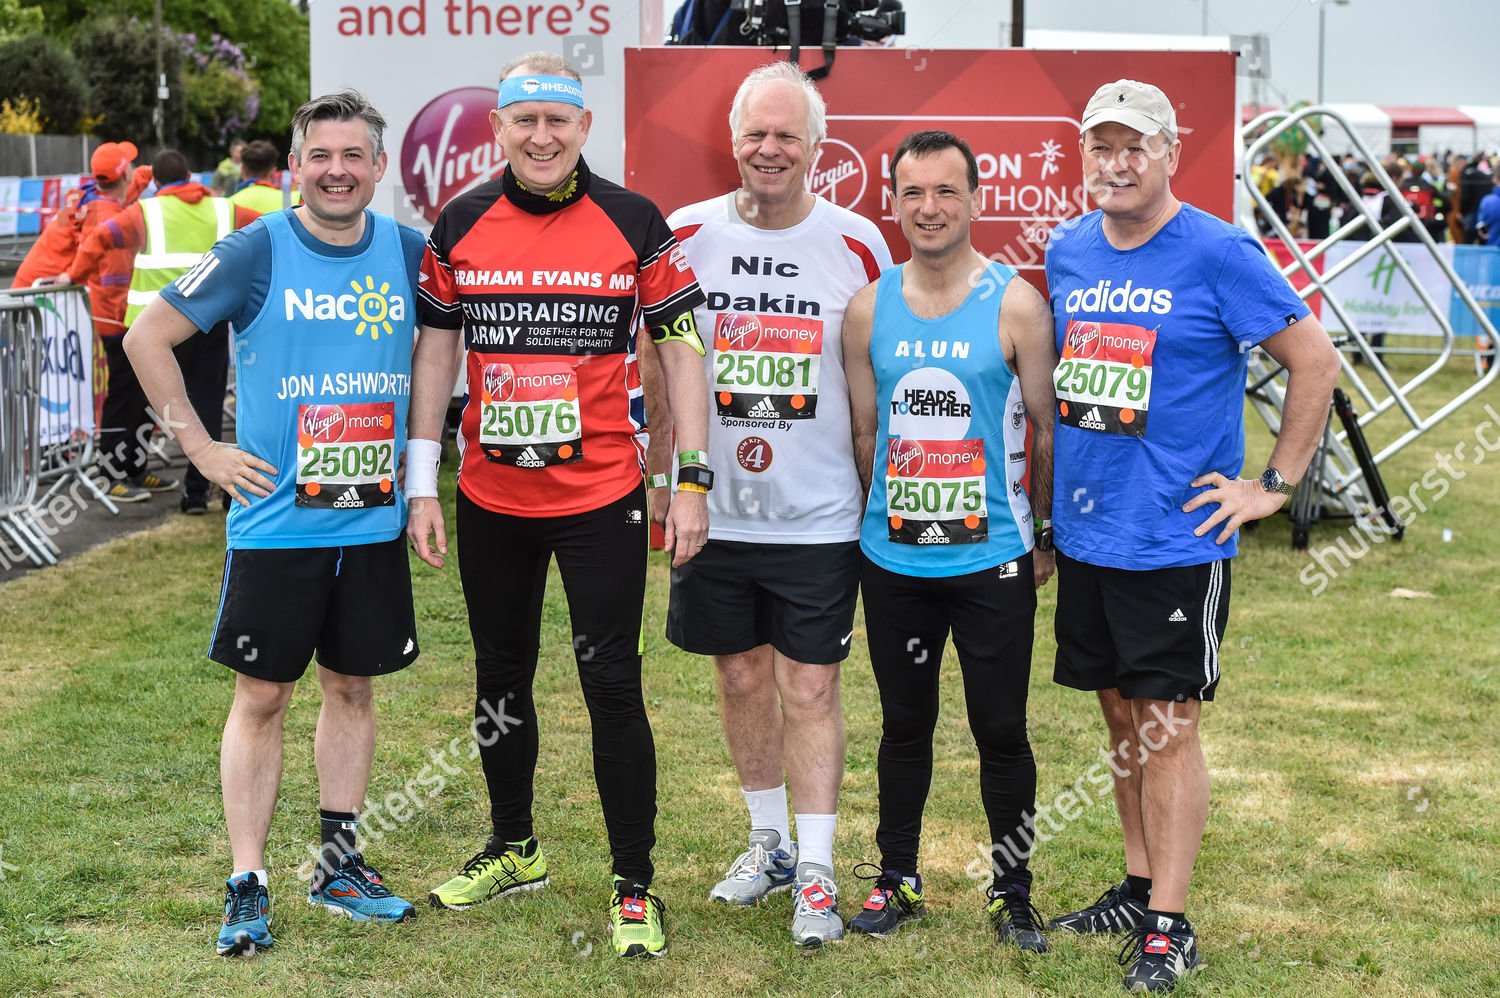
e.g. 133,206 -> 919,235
1034,518 -> 1054,552
1259,467 -> 1296,496
677,465 -> 715,492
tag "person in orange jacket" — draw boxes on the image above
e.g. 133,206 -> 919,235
66,150 -> 262,505
12,142 -> 151,295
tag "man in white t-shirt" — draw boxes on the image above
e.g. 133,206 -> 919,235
653,61 -> 892,948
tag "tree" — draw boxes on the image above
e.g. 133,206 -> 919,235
0,34 -> 90,134
70,14 -> 184,147
0,0 -> 43,41
42,0 -> 306,145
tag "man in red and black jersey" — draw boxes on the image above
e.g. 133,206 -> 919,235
404,50 -> 710,957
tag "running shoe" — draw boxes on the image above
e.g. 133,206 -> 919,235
1047,878 -> 1147,935
846,863 -> 924,937
130,471 -> 179,492
609,879 -> 666,957
217,872 -> 272,957
1119,914 -> 1201,992
790,863 -> 843,947
709,829 -> 797,905
309,853 -> 415,922
984,883 -> 1048,952
101,480 -> 150,503
428,840 -> 549,910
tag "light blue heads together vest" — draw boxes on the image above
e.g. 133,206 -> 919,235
859,261 -> 1034,577
229,210 -> 415,549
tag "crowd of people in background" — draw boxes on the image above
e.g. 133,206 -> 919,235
1252,149 -> 1500,246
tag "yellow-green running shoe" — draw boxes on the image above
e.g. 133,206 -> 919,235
428,841 -> 548,910
609,880 -> 666,957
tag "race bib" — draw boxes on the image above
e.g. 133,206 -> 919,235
712,313 -> 822,420
1055,320 -> 1156,436
477,361 -> 582,467
885,437 -> 988,546
295,402 -> 396,509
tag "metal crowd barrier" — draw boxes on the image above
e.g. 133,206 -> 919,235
0,296 -> 59,567
2,284 -> 119,516
1239,106 -> 1500,545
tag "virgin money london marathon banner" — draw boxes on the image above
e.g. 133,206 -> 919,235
309,0 -> 635,229
624,48 -> 1236,292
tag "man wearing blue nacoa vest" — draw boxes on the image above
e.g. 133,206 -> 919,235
125,90 -> 426,957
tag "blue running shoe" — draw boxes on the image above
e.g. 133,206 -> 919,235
217,872 -> 273,957
309,853 -> 416,923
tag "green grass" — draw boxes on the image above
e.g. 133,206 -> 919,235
1,358 -> 1497,996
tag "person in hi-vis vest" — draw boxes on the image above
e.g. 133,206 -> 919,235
73,149 -> 261,506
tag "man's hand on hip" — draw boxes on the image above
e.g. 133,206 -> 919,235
1183,472 -> 1288,544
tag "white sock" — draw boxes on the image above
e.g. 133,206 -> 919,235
793,813 -> 837,871
231,868 -> 267,888
743,784 -> 791,849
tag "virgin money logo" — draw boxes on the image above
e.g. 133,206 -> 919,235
809,138 -> 867,209
482,363 -> 516,403
401,87 -> 506,224
717,313 -> 762,351
301,405 -> 346,444
888,438 -> 924,478
1066,321 -> 1103,360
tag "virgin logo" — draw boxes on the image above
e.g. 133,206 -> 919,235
889,437 -> 924,478
719,313 -> 761,350
1066,321 -> 1103,360
809,138 -> 867,209
401,87 -> 506,224
302,405 -> 346,444
483,362 -> 516,402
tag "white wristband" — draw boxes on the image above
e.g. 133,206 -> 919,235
404,437 -> 442,499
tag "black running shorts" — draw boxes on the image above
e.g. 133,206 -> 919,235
666,539 -> 861,664
1053,551 -> 1230,702
208,535 -> 419,682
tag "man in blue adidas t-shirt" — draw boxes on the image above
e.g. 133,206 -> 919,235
1042,80 -> 1339,992
124,91 -> 426,957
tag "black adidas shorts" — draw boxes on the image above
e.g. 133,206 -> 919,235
666,539 -> 861,664
209,535 -> 419,682
1053,551 -> 1230,702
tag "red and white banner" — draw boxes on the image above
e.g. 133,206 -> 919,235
625,47 -> 1237,290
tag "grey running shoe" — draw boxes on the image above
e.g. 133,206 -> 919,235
709,829 -> 797,905
790,862 -> 843,948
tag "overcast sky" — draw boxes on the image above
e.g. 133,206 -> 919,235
906,0 -> 1500,107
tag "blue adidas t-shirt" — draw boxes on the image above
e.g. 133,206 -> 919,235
161,209 -> 425,550
1045,204 -> 1309,569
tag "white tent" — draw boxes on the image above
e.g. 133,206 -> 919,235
1458,106 -> 1500,156
1318,104 -> 1391,158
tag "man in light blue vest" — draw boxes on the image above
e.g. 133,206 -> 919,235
843,130 -> 1059,952
124,91 -> 426,957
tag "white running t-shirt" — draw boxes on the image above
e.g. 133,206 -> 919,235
668,194 -> 892,543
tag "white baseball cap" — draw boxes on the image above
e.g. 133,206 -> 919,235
1081,80 -> 1178,141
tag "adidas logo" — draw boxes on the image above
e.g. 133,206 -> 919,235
917,521 -> 949,545
1078,405 -> 1107,430
747,396 -> 779,418
515,446 -> 545,468
1168,608 -> 1187,622
332,486 -> 364,508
